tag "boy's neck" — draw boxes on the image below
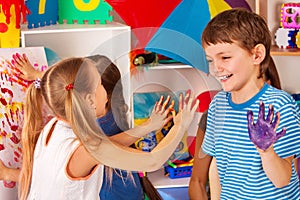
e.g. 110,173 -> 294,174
230,80 -> 265,104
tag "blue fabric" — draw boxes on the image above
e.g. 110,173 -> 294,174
145,0 -> 210,73
97,110 -> 144,200
44,47 -> 61,66
96,110 -> 124,137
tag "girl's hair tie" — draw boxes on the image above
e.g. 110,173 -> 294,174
65,83 -> 74,91
34,78 -> 41,89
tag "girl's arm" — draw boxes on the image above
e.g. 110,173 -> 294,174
109,96 -> 174,146
68,92 -> 199,177
209,157 -> 221,200
188,127 -> 212,200
96,93 -> 198,172
0,160 -> 20,182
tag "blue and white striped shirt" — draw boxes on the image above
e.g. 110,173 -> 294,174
202,83 -> 300,199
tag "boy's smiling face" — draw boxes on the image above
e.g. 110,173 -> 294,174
204,42 -> 263,101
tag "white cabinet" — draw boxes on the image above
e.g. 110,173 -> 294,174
21,23 -> 130,59
255,0 -> 300,46
21,22 -> 132,116
255,0 -> 300,94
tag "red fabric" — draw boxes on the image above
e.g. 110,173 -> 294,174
196,90 -> 219,112
106,0 -> 182,47
188,90 -> 219,156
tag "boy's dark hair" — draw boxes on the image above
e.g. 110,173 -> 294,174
202,8 -> 271,79
263,57 -> 281,89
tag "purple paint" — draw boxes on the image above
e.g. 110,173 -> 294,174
224,0 -> 252,11
247,102 -> 286,151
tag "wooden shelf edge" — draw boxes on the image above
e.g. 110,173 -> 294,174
271,46 -> 300,56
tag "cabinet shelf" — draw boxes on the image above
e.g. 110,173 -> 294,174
21,22 -> 132,123
21,22 -> 130,59
271,45 -> 300,56
256,0 -> 300,57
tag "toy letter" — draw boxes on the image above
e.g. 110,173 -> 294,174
74,0 -> 101,11
39,0 -> 47,14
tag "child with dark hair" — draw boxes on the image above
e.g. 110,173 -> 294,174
201,8 -> 300,199
89,55 -> 160,200
188,57 -> 283,200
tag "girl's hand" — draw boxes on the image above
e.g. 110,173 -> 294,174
11,53 -> 43,81
145,95 -> 174,131
247,101 -> 286,151
173,90 -> 199,130
0,160 -> 7,180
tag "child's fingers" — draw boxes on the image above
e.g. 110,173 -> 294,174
12,53 -> 27,67
22,53 -> 29,62
178,90 -> 192,112
258,101 -> 265,120
161,95 -> 171,111
163,115 -> 174,126
169,99 -> 175,110
9,60 -> 23,76
271,112 -> 280,130
151,101 -> 158,114
266,104 -> 274,123
171,109 -> 176,119
247,110 -> 254,126
158,95 -> 164,105
184,90 -> 191,105
12,54 -> 21,65
191,99 -> 199,113
276,128 -> 286,140
178,93 -> 184,111
155,96 -> 164,112
185,92 -> 195,109
162,100 -> 175,117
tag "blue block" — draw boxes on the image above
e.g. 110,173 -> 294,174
26,0 -> 58,28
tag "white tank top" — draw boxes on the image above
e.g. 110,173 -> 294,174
27,118 -> 103,200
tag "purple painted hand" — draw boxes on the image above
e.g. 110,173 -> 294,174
247,102 -> 286,151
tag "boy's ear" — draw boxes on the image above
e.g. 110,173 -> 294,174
252,44 -> 266,65
85,93 -> 96,109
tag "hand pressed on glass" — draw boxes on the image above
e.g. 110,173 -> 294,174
247,101 -> 286,151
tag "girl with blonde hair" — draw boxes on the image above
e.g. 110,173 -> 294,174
19,57 -> 198,199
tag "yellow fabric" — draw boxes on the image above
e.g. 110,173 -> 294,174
207,0 -> 231,18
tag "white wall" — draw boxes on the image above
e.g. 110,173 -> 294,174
273,56 -> 300,94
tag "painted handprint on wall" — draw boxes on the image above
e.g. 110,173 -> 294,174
0,99 -> 23,188
0,47 -> 47,199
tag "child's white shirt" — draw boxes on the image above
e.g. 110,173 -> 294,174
27,118 -> 103,200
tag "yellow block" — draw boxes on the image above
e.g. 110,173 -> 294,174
0,5 -> 20,47
74,0 -> 101,11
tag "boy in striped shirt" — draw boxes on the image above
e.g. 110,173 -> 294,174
201,8 -> 300,199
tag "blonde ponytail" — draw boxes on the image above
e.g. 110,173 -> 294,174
19,83 -> 44,200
